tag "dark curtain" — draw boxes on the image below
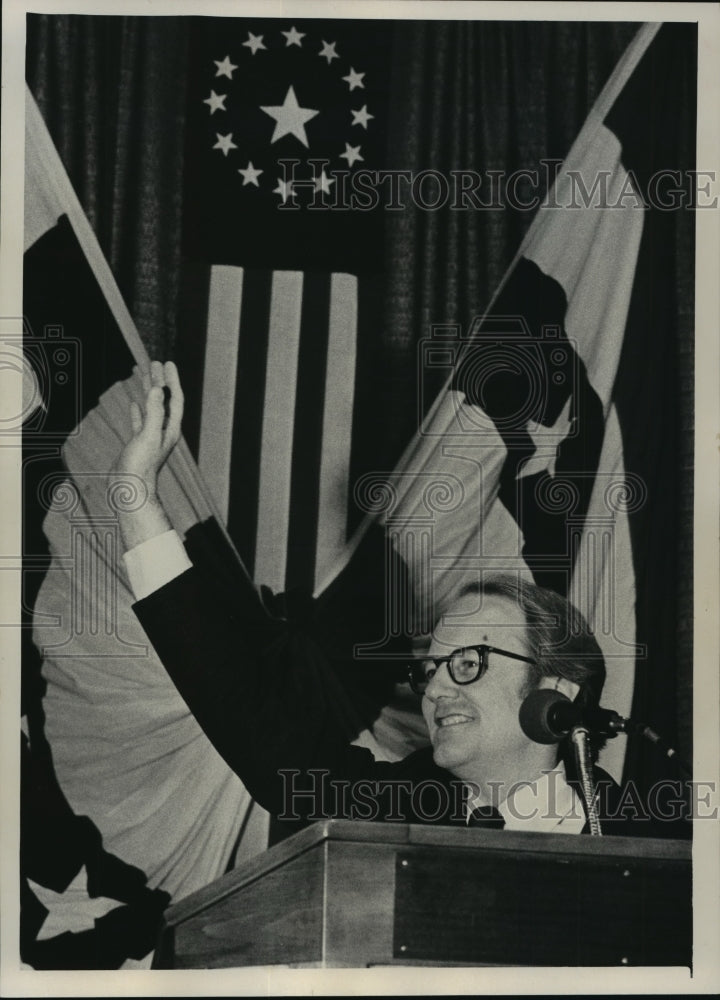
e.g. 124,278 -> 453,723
25,14 -> 693,790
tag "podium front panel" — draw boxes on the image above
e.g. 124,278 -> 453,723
392,844 -> 690,966
155,820 -> 691,969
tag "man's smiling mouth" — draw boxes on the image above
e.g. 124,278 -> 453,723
435,714 -> 473,728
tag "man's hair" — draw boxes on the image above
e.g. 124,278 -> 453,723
455,574 -> 606,714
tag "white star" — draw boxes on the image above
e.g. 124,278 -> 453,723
517,396 -> 575,480
273,178 -> 294,203
203,90 -> 227,114
342,67 -> 365,91
238,161 -> 263,186
214,55 -> 238,79
340,142 -> 363,167
313,169 -> 335,194
242,32 -> 266,55
27,866 -> 122,940
319,40 -> 339,64
282,26 -> 305,47
213,132 -> 238,156
351,105 -> 374,129
260,85 -> 318,148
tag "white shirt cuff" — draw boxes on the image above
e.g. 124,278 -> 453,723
123,529 -> 193,601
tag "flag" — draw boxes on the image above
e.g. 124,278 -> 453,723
347,22 -> 695,784
22,86 -> 272,967
176,17 -> 391,596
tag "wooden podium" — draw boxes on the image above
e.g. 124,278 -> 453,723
154,820 -> 691,969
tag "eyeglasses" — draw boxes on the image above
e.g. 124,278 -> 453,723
406,644 -> 537,695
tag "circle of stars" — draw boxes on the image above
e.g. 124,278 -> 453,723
201,26 -> 375,202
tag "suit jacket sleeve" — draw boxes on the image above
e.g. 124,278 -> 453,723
132,565 -> 404,816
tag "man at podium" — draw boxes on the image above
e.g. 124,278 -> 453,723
112,361 -> 667,839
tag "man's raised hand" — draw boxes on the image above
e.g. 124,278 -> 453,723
109,360 -> 185,551
114,360 -> 184,498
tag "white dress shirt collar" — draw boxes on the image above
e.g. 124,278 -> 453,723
467,763 -> 587,834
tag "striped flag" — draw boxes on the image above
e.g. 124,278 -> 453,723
176,16 -> 390,597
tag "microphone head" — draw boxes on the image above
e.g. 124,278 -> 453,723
519,688 -> 575,744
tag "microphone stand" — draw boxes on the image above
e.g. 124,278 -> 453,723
569,725 -> 603,836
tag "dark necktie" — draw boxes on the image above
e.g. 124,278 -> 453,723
468,805 -> 506,829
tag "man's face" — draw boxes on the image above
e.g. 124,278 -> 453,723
421,592 -> 543,784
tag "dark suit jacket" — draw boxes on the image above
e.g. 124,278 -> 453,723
134,564 -> 654,836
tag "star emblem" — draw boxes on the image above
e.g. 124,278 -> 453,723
273,178 -> 294,203
203,90 -> 227,114
261,85 -> 319,148
351,105 -> 374,129
319,40 -> 339,64
238,161 -> 263,186
213,132 -> 238,156
242,32 -> 266,55
27,866 -> 122,940
313,170 -> 336,194
340,142 -> 363,167
214,55 -> 238,79
281,26 -> 305,47
342,67 -> 365,91
517,396 -> 575,480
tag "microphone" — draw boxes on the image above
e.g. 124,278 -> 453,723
518,689 -> 630,744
